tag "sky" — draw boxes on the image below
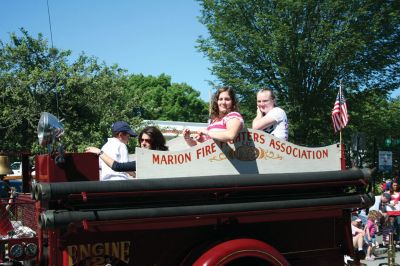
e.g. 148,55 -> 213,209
1,1 -> 398,100
0,0 -> 216,101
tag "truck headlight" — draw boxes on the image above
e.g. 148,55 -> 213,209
9,244 -> 23,258
25,243 -> 38,257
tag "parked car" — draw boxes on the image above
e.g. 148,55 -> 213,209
0,179 -> 22,197
9,161 -> 21,176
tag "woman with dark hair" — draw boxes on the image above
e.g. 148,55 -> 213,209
389,181 -> 400,245
86,126 -> 168,173
138,126 -> 168,151
390,181 -> 400,204
183,86 -> 244,146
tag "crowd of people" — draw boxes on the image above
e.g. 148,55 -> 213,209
86,86 -> 288,181
350,177 -> 400,262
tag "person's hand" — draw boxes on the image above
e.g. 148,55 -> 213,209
256,107 -> 263,118
195,129 -> 209,143
183,128 -> 191,139
198,128 -> 209,136
85,147 -> 101,154
194,132 -> 203,142
183,128 -> 198,146
127,171 -> 136,177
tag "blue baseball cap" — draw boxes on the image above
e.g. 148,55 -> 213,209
111,121 -> 137,137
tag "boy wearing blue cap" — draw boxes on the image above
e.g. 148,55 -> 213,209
99,121 -> 137,181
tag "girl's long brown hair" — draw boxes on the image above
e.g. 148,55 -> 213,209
210,86 -> 239,119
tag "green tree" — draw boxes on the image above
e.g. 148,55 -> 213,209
1,29 -> 208,155
346,90 -> 393,166
0,29 -> 135,153
125,74 -> 209,122
197,0 -> 400,145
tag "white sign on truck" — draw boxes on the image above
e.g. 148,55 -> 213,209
136,129 -> 342,178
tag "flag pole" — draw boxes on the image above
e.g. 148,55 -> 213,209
208,89 -> 212,124
339,80 -> 345,170
339,80 -> 342,145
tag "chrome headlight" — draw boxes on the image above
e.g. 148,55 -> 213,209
9,244 -> 23,258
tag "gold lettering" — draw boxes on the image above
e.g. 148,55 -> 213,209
120,241 -> 131,263
92,243 -> 103,257
111,242 -> 120,258
79,244 -> 90,259
67,241 -> 131,266
104,242 -> 110,256
67,245 -> 78,265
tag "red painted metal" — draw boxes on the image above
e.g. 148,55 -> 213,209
81,191 -> 87,202
82,219 -> 89,230
62,249 -> 69,265
48,229 -> 61,266
35,153 -> 99,183
341,143 -> 346,170
1,146 -> 372,265
192,238 -> 290,266
387,211 -> 400,216
0,204 -> 13,235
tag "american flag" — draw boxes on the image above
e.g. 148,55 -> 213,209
331,90 -> 349,133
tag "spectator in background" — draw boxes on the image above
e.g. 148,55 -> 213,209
380,193 -> 396,213
364,210 -> 381,261
351,215 -> 366,259
381,215 -> 396,247
382,179 -> 392,192
390,181 -> 400,206
388,182 -> 400,245
378,193 -> 397,247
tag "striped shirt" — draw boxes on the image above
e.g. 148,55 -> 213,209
203,112 -> 244,140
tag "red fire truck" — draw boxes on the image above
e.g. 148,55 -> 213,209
0,113 -> 374,266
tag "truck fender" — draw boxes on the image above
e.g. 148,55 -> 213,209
192,238 -> 290,266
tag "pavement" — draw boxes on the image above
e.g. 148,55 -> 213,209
346,234 -> 400,266
358,247 -> 400,265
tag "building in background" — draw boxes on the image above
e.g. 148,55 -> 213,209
141,120 -> 208,151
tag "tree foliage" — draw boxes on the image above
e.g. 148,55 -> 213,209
197,0 -> 400,146
0,29 -> 207,155
0,29 -> 134,153
125,74 -> 209,122
347,92 -> 400,167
